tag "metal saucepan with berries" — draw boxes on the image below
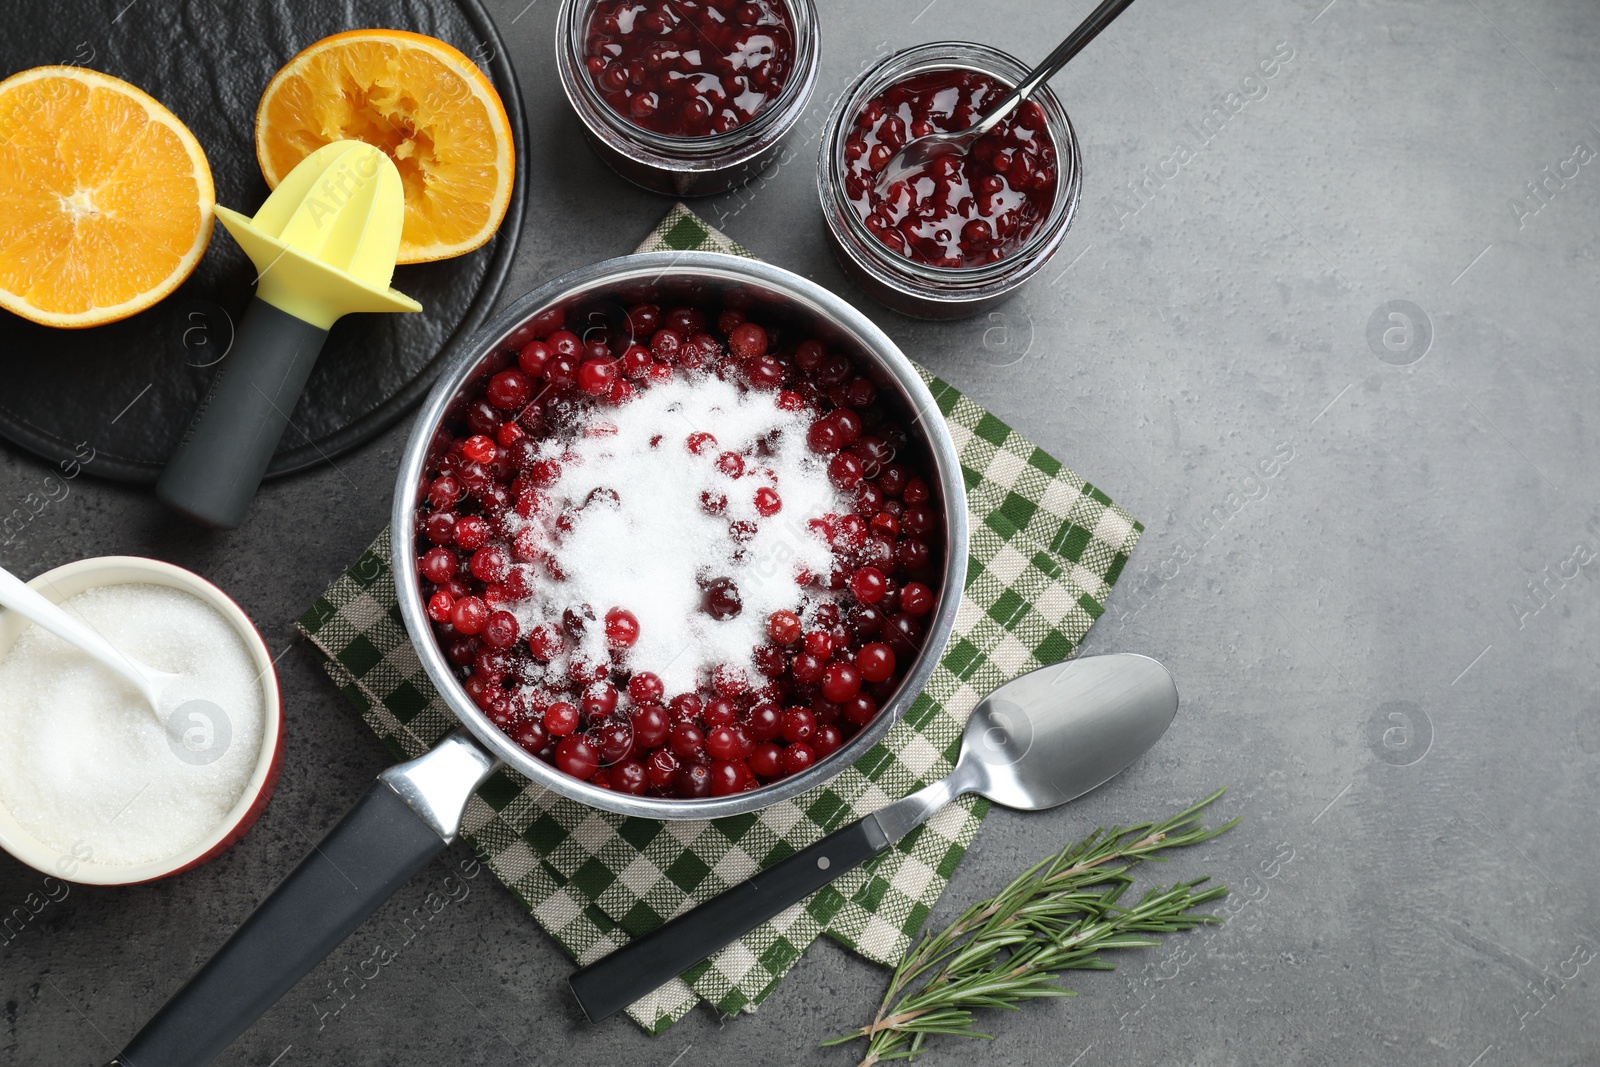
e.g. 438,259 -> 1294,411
109,252 -> 968,1067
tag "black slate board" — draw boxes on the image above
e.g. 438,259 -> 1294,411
0,0 -> 527,483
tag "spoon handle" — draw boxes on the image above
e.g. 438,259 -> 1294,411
568,775 -> 961,1022
0,566 -> 156,701
980,0 -> 1139,134
569,814 -> 892,1022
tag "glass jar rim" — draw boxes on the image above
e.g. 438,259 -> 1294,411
822,41 -> 1082,285
561,0 -> 819,158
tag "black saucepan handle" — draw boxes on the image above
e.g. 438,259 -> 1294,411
155,296 -> 329,530
568,814 -> 891,1022
108,781 -> 446,1067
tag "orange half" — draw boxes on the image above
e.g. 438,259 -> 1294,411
255,29 -> 515,264
0,66 -> 214,329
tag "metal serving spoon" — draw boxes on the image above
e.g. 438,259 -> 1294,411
569,652 -> 1178,1022
0,564 -> 175,717
875,0 -> 1139,191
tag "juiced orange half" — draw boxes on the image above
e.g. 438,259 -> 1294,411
255,29 -> 515,264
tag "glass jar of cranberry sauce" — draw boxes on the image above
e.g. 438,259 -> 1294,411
818,42 -> 1081,320
557,0 -> 821,197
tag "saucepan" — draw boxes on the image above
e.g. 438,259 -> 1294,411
107,252 -> 970,1066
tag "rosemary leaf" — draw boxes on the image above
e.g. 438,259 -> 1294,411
826,789 -> 1237,1066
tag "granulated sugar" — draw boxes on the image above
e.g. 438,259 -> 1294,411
509,373 -> 846,695
0,583 -> 266,867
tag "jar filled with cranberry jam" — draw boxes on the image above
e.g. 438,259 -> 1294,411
557,0 -> 820,197
818,42 -> 1081,320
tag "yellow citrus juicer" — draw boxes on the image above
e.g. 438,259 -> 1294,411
156,139 -> 421,529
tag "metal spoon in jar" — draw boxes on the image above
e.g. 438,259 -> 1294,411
875,0 -> 1139,191
569,652 -> 1179,1022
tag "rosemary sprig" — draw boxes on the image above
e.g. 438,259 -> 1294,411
825,789 -> 1239,1066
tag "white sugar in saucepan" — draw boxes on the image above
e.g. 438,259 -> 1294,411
509,373 -> 848,696
0,583 -> 266,868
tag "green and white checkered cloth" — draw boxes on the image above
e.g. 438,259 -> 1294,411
296,205 -> 1142,1032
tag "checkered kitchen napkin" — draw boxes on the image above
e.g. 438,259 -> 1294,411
296,205 -> 1142,1032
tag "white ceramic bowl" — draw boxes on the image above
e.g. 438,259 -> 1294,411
0,556 -> 283,885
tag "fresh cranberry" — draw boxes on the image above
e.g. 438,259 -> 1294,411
652,329 -> 684,363
612,759 -> 648,794
627,303 -> 662,337
555,735 -> 600,779
727,322 -> 768,359
898,540 -> 933,572
703,577 -> 742,620
594,720 -> 634,764
849,566 -> 887,603
420,547 -> 457,584
671,723 -> 707,761
802,630 -> 833,658
711,664 -> 749,697
829,452 -> 864,490
578,360 -> 617,396
820,662 -> 862,703
676,763 -> 713,799
463,435 -> 497,464
604,607 -> 640,648
878,463 -> 908,496
647,748 -> 681,788
428,475 -> 462,509
518,339 -> 551,377
451,596 -> 487,635
569,658 -> 608,686
628,671 -> 664,704
469,545 -> 509,583
855,642 -> 895,683
423,510 -> 457,545
706,724 -> 746,761
813,723 -> 843,758
481,610 -> 520,649
668,693 -> 704,723
744,701 -> 782,741
754,486 -> 782,516
883,612 -> 926,659
632,703 -> 670,749
749,742 -> 782,778
487,370 -> 531,410
427,590 -> 455,623
901,581 -> 934,615
545,701 -> 580,737
844,692 -> 877,727
807,417 -> 844,454
716,451 -> 745,478
794,339 -> 825,371
527,623 -> 563,661
710,760 -> 753,796
780,706 -> 815,744
768,609 -> 801,645
780,743 -> 814,775
510,716 -> 548,755
581,681 -> 620,718
791,651 -> 826,686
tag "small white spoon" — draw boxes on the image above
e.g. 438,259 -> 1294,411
0,564 -> 176,717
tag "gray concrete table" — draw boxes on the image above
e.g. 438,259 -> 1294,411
4,0 -> 1598,1063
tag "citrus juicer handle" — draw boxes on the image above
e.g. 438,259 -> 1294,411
153,140 -> 420,530
108,734 -> 496,1067
154,298 -> 330,528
